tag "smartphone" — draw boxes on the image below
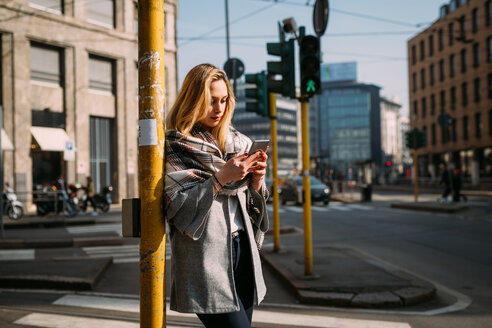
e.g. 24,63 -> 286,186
249,139 -> 270,154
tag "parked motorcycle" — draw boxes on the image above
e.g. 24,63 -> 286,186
3,183 -> 24,220
79,185 -> 113,213
33,182 -> 78,218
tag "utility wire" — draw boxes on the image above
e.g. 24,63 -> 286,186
178,2 -> 277,47
251,0 -> 431,28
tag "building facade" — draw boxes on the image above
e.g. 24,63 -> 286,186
310,63 -> 383,183
408,0 -> 492,185
380,97 -> 404,178
232,86 -> 298,177
0,0 -> 178,207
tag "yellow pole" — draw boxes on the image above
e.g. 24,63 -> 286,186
138,1 -> 166,327
413,149 -> 418,202
301,99 -> 313,276
269,93 -> 280,251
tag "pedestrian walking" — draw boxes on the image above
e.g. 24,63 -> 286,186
439,164 -> 451,202
452,169 -> 467,202
164,63 -> 269,328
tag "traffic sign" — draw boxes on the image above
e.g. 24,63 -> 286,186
313,0 -> 329,37
223,58 -> 245,80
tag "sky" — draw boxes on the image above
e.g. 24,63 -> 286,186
176,0 -> 446,116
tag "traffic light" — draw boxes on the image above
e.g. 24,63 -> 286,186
385,160 -> 392,167
266,39 -> 296,98
299,35 -> 321,98
417,129 -> 427,148
244,71 -> 269,117
405,130 -> 415,149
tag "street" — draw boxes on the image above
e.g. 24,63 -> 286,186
0,190 -> 491,327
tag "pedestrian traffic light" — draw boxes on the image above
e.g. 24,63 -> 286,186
405,130 -> 415,149
244,71 -> 269,117
385,160 -> 392,167
299,35 -> 321,98
266,39 -> 296,99
417,129 -> 427,148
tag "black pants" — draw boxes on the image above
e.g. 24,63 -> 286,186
197,230 -> 255,328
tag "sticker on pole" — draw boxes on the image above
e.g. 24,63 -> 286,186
138,119 -> 157,146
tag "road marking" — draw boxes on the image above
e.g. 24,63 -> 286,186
52,294 -> 412,327
266,205 -> 286,213
67,223 -> 122,235
312,206 -> 331,212
82,244 -> 171,264
329,204 -> 352,211
0,249 -> 35,261
14,313 -> 139,328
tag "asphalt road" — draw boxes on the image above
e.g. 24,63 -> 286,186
1,191 -> 491,327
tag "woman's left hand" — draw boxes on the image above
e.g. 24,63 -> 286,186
250,148 -> 268,192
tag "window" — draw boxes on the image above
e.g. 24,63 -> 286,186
29,0 -> 63,13
421,68 -> 426,89
462,82 -> 468,106
488,73 -> 492,98
451,86 -> 456,110
430,64 -> 435,85
421,97 -> 427,118
412,73 -> 417,92
472,8 -> 479,33
413,100 -> 418,117
431,123 -> 436,145
488,37 -> 492,62
88,55 -> 115,93
473,43 -> 480,67
440,90 -> 446,112
439,59 -> 445,81
459,16 -> 466,39
30,42 -> 63,85
441,122 -> 448,144
429,35 -> 434,56
90,117 -> 116,194
87,0 -> 115,28
451,119 -> 457,142
438,29 -> 444,50
420,40 -> 425,60
450,54 -> 456,77
489,109 -> 492,135
411,45 -> 417,65
463,116 -> 469,140
449,22 -> 455,46
474,78 -> 480,102
461,48 -> 467,72
486,1 -> 491,26
431,94 -> 436,114
475,113 -> 482,138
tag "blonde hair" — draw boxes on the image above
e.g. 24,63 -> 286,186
167,63 -> 236,152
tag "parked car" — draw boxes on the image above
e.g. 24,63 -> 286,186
279,176 -> 330,205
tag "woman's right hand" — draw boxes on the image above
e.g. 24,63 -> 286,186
215,152 -> 263,185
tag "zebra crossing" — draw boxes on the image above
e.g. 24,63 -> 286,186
267,202 -> 372,213
12,294 -> 412,328
82,243 -> 172,264
66,223 -> 122,235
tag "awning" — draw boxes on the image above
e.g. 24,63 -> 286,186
1,129 -> 14,151
31,127 -> 70,152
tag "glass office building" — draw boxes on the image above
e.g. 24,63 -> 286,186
311,65 -> 382,181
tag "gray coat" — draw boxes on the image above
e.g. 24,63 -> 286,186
166,177 -> 269,314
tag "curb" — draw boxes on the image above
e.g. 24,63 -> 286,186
0,235 -> 123,249
260,246 -> 436,308
390,202 -> 468,213
0,257 -> 112,291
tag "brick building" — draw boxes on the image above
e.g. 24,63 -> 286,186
0,0 -> 178,208
408,0 -> 492,186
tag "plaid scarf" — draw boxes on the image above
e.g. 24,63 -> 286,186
164,124 -> 251,206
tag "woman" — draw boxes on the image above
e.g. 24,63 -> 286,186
164,63 -> 269,328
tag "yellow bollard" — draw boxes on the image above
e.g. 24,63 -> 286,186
269,93 -> 280,252
138,1 -> 166,327
300,100 -> 313,276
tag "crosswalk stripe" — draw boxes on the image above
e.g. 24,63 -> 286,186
328,204 -> 352,211
52,294 -> 411,328
67,223 -> 122,235
82,244 -> 172,263
348,204 -> 372,210
14,313 -> 139,328
312,206 -> 331,212
0,249 -> 35,261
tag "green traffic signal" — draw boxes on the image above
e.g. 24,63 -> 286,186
300,35 -> 321,97
266,39 -> 296,99
244,71 -> 269,117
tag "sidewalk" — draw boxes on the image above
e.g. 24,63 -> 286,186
261,230 -> 436,308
